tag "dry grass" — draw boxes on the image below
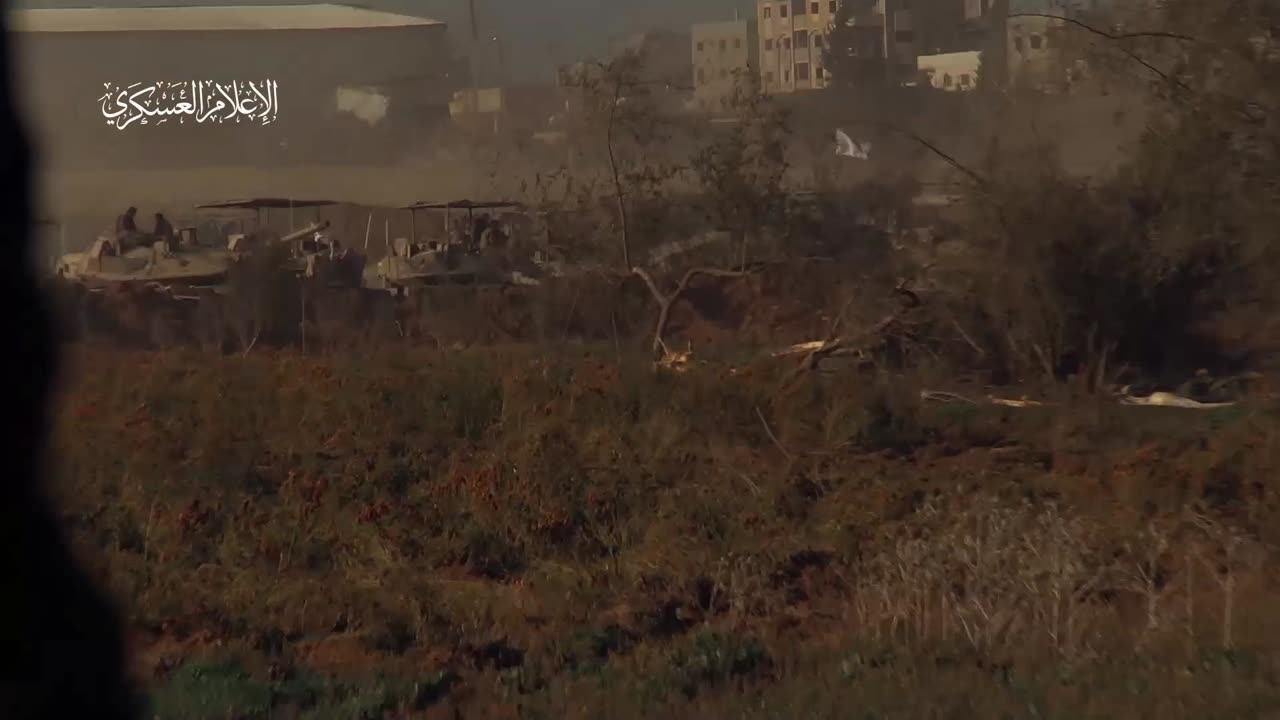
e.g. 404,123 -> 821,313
49,344 -> 1280,718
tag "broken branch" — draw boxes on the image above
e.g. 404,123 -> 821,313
632,265 -> 751,354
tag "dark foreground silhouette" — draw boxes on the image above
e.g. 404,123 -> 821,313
0,8 -> 137,720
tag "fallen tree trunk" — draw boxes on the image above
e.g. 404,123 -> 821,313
789,282 -> 921,377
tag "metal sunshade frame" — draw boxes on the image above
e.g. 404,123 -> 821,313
194,198 -> 342,234
402,199 -> 526,240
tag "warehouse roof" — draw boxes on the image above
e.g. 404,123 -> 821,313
10,4 -> 444,33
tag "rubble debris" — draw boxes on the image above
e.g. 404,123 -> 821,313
988,397 -> 1047,408
655,341 -> 693,373
1118,392 -> 1237,409
774,340 -> 827,357
917,387 -> 1242,410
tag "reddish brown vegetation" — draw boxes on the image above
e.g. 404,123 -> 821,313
47,345 -> 1280,717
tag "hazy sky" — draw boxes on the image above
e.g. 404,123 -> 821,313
16,0 -> 757,80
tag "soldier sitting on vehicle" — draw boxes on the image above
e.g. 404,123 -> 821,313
115,206 -> 138,235
152,213 -> 175,251
114,206 -> 143,251
152,212 -> 173,239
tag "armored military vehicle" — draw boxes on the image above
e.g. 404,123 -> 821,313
53,232 -> 240,298
362,200 -> 537,296
192,198 -> 366,289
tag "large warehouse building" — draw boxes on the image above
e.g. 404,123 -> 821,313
10,4 -> 456,169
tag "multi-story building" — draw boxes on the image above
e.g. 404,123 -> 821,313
964,0 -> 996,21
1007,13 -> 1061,89
690,19 -> 760,112
1006,0 -> 1109,91
756,0 -> 839,93
955,0 -> 1102,92
555,30 -> 692,118
755,0 -> 916,94
608,30 -> 694,92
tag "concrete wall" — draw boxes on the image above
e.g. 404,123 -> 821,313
918,51 -> 981,91
13,24 -> 456,169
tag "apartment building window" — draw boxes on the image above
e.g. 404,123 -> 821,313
960,73 -> 971,88
765,38 -> 774,50
780,3 -> 788,18
697,68 -> 705,84
943,73 -> 953,88
783,37 -> 792,49
696,41 -> 704,52
796,62 -> 811,80
734,37 -> 742,49
766,71 -> 775,83
795,30 -> 809,47
895,30 -> 914,43
719,39 -> 727,51
792,0 -> 807,14
829,0 -> 837,10
814,33 -> 823,47
764,6 -> 772,18
815,66 -> 824,79
1014,36 -> 1024,52
784,68 -> 791,81
811,1 -> 820,12
1030,34 -> 1043,50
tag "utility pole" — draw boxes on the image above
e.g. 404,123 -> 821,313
882,0 -> 893,85
468,0 -> 480,114
985,0 -> 1010,92
492,34 -> 505,136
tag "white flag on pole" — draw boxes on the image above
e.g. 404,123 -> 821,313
835,128 -> 871,160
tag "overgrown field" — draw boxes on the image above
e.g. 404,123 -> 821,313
51,346 -> 1280,718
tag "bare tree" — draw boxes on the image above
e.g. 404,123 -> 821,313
690,71 -> 790,270
560,50 -> 680,271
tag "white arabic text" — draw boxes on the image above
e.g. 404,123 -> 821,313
97,80 -> 280,129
